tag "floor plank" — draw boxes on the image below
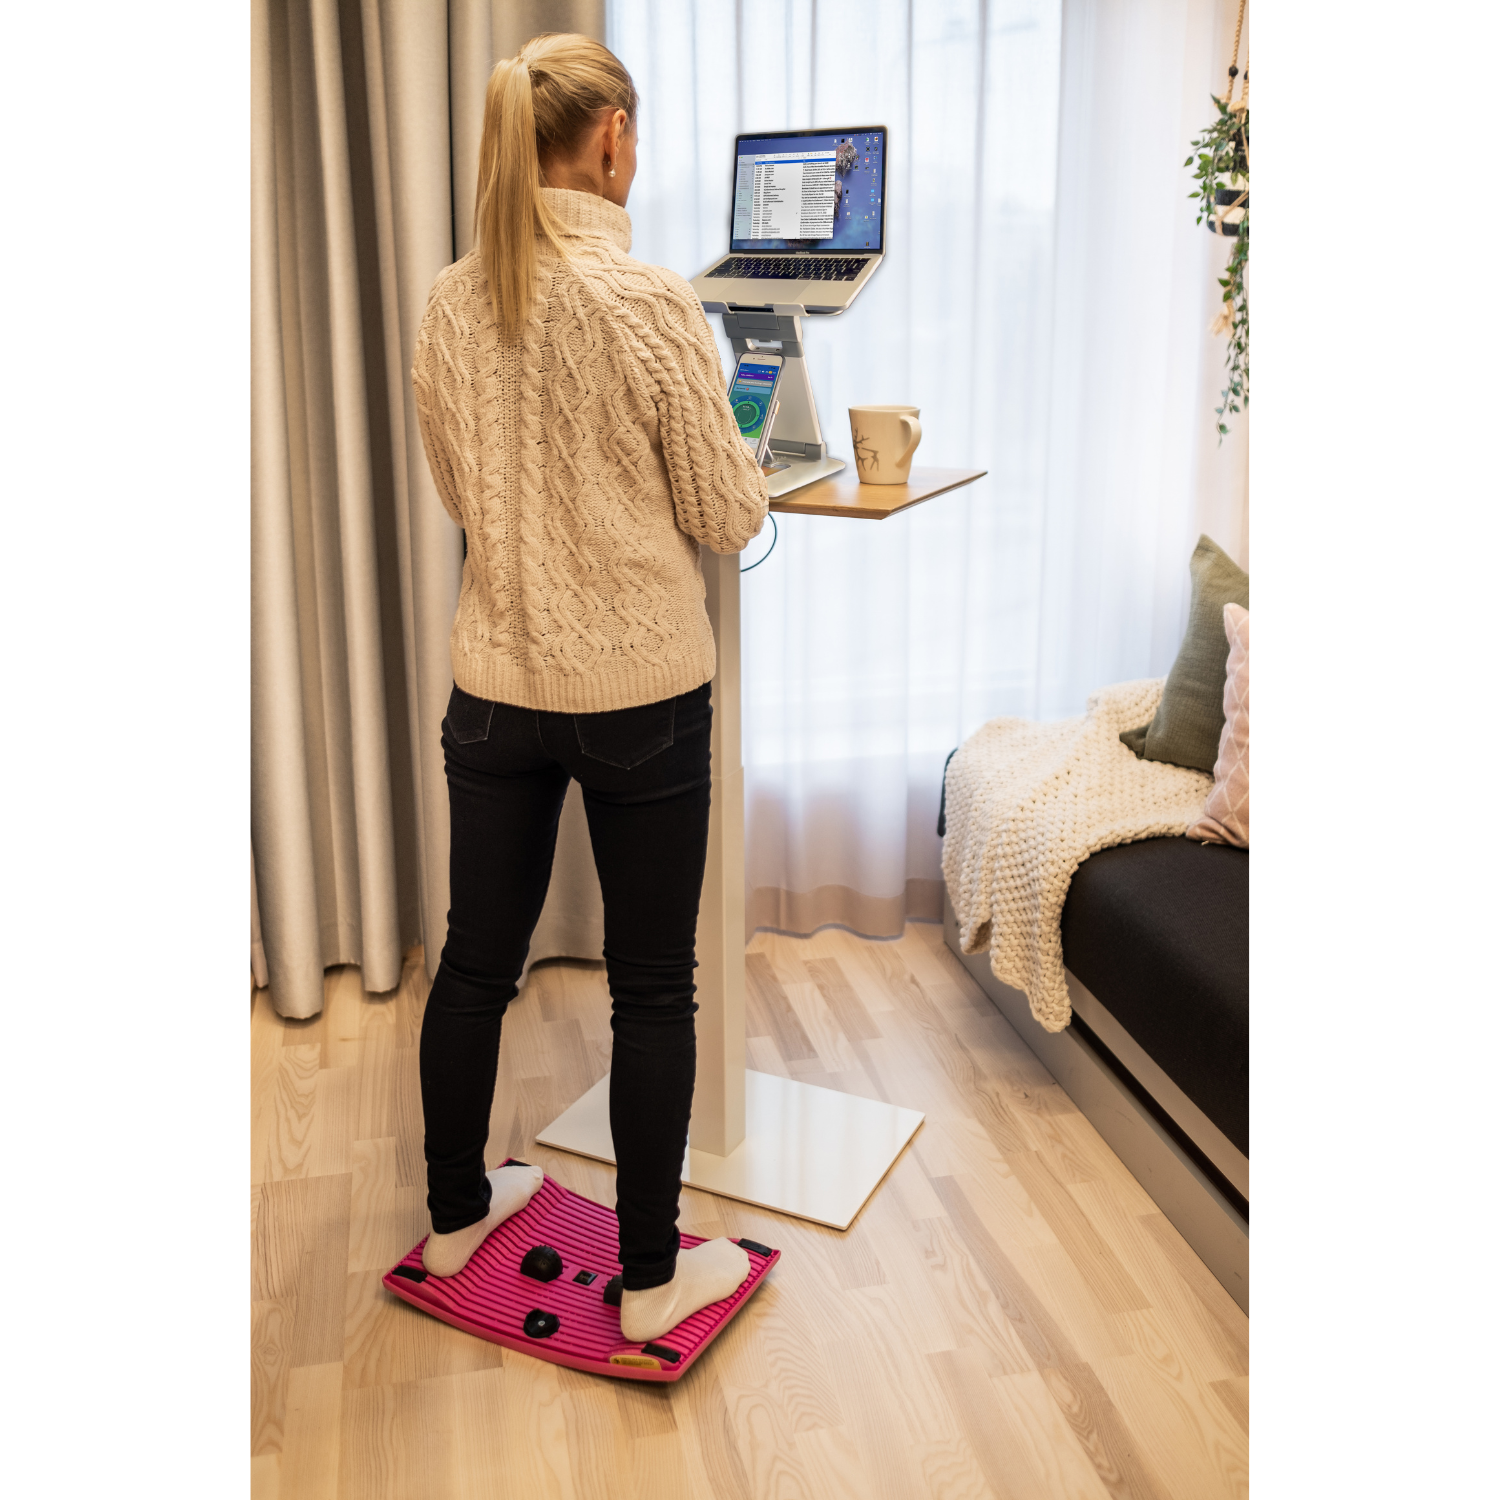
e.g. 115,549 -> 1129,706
251,1299 -> 293,1456
250,933 -> 1247,1497
280,1362 -> 343,1500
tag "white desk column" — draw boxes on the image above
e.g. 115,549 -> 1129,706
692,549 -> 747,1157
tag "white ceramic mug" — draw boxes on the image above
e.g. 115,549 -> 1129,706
849,405 -> 922,485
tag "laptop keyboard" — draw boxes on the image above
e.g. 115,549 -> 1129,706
705,256 -> 868,282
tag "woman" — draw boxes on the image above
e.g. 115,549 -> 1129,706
409,33 -> 770,1345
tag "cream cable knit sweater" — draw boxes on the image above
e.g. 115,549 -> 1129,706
412,189 -> 770,713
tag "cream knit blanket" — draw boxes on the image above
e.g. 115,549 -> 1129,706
941,679 -> 1212,1032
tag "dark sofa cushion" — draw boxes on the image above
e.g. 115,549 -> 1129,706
1119,535 -> 1249,773
1060,837 -> 1248,1155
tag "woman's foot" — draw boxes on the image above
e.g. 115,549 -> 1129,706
422,1163 -> 545,1276
619,1238 -> 751,1343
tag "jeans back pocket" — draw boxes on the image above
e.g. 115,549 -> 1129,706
574,697 -> 676,770
443,685 -> 495,745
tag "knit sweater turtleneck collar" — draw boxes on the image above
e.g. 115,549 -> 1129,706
540,187 -> 633,253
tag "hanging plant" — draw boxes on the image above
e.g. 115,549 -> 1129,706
1186,3 -> 1249,438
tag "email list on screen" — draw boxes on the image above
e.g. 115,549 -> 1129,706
730,129 -> 885,253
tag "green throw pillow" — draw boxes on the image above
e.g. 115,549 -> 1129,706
1120,534 -> 1249,773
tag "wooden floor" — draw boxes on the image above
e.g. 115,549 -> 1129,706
251,923 -> 1249,1500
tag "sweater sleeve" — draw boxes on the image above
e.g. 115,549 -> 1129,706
410,298 -> 464,527
626,270 -> 770,555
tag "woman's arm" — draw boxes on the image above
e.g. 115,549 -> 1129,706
622,271 -> 770,554
410,306 -> 465,527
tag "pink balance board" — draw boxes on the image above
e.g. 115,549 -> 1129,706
382,1162 -> 779,1383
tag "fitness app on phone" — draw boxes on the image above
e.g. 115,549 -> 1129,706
728,355 -> 783,454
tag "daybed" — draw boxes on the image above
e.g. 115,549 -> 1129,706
940,535 -> 1250,1312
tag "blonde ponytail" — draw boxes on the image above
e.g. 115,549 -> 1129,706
475,34 -> 639,340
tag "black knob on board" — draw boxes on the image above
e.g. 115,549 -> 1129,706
520,1244 -> 564,1282
602,1275 -> 624,1307
523,1309 -> 560,1339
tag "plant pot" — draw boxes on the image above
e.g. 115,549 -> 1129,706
1209,182 -> 1248,237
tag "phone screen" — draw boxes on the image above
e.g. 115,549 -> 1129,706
728,358 -> 782,450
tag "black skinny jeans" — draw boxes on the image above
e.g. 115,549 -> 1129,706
419,680 -> 712,1291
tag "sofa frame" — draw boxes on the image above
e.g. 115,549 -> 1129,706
942,893 -> 1248,1313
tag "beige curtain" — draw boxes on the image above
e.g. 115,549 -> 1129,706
252,0 -> 607,1019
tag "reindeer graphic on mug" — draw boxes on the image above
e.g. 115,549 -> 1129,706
852,429 -> 880,475
848,406 -> 922,484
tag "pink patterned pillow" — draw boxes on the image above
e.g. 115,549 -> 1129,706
1188,603 -> 1249,847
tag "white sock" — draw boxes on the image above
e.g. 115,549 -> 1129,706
422,1164 -> 544,1277
619,1238 -> 751,1343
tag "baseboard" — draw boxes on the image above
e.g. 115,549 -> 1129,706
942,895 -> 1249,1315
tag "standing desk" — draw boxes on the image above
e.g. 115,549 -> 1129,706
538,466 -> 987,1228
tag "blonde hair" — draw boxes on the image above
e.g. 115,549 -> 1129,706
476,33 -> 639,340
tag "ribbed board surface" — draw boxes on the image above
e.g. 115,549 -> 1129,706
382,1167 -> 779,1383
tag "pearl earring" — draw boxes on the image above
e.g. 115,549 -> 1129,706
608,165 -> 616,178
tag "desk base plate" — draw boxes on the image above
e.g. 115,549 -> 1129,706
536,1069 -> 924,1231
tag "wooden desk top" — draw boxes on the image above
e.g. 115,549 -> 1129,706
767,465 -> 988,520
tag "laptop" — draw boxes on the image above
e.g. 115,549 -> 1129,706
691,126 -> 887,316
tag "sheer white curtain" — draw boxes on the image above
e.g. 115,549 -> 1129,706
609,0 -> 1248,938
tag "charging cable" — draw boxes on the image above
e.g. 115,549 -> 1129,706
740,513 -> 778,573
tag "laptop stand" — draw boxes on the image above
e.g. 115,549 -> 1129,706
721,305 -> 847,497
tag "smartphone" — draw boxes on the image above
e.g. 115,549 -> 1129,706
727,353 -> 784,463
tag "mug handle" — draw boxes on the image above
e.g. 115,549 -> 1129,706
898,415 -> 922,469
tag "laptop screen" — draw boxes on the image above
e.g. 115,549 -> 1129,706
729,127 -> 887,254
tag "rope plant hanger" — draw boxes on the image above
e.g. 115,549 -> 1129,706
1187,0 -> 1249,438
